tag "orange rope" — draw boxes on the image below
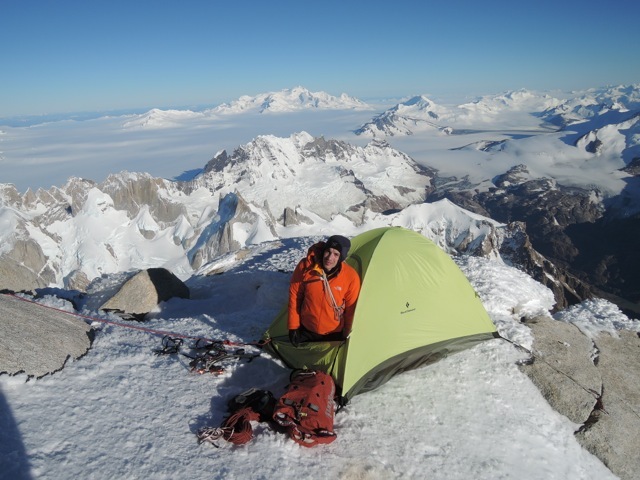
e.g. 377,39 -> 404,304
221,407 -> 261,445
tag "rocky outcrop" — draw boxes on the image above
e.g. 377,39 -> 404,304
477,169 -> 605,263
100,173 -> 187,223
99,268 -> 190,318
576,330 -> 640,479
187,191 -> 277,270
0,293 -> 92,378
563,213 -> 640,317
429,159 -> 640,317
498,222 -> 593,310
518,317 -> 602,423
518,316 -> 640,479
280,206 -> 313,226
429,165 -> 605,310
0,237 -> 55,293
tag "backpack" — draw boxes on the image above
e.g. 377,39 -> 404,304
272,370 -> 337,447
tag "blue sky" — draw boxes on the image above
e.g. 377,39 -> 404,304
2,0 -> 639,117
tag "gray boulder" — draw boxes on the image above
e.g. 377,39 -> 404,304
99,268 -> 190,317
519,316 -> 640,480
0,293 -> 92,378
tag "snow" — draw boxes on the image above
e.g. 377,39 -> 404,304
554,298 -> 640,339
0,241 -> 634,479
2,84 -> 640,478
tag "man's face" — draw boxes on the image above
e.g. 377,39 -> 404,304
323,247 -> 341,271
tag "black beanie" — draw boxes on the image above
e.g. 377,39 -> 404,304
325,235 -> 351,263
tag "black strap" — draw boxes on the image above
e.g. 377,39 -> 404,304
153,335 -> 183,355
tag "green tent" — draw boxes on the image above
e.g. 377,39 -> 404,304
262,226 -> 498,403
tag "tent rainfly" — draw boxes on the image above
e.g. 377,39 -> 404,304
263,227 -> 498,403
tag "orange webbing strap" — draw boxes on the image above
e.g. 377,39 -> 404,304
289,424 -> 337,448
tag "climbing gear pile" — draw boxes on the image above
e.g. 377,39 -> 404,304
197,388 -> 276,447
197,370 -> 339,448
197,407 -> 261,447
154,335 -> 261,374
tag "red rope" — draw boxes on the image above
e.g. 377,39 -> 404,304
3,292 -> 258,346
221,407 -> 261,445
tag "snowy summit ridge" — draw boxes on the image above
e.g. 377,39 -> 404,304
196,131 -> 434,222
356,89 -> 565,136
539,84 -> 640,128
209,86 -> 371,114
116,87 -> 371,129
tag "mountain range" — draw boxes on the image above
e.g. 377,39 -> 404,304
1,85 -> 639,317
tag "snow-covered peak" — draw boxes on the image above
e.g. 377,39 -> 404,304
355,95 -> 453,137
390,95 -> 449,118
196,131 -> 433,222
453,90 -> 563,127
574,112 -> 640,165
209,86 -> 371,114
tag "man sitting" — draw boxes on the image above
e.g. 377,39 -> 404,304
288,235 -> 361,346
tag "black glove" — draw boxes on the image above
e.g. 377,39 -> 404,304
289,329 -> 300,348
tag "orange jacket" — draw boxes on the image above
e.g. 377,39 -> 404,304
288,242 -> 361,336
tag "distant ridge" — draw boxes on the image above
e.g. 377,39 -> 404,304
208,86 -> 372,114
356,85 -> 640,137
